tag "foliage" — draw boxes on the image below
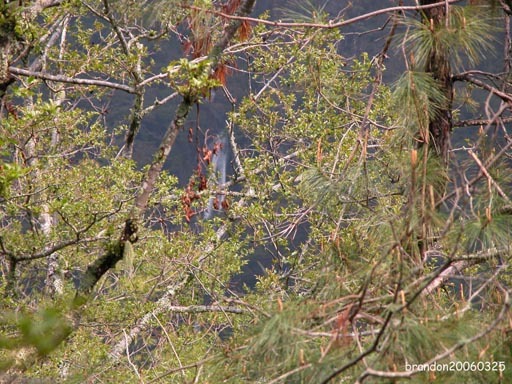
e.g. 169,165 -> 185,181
0,1 -> 511,383
403,6 -> 496,69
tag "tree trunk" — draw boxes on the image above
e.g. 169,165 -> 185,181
0,6 -> 15,100
420,0 -> 453,165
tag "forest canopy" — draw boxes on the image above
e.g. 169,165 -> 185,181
0,0 -> 511,383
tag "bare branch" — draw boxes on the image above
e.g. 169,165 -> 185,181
452,72 -> 512,104
453,116 -> 512,127
422,247 -> 510,295
15,235 -> 107,262
421,260 -> 468,295
186,1 -> 464,31
9,67 -> 138,94
160,305 -> 246,314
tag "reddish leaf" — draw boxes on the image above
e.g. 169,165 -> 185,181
184,205 -> 194,222
5,101 -> 18,120
199,174 -> 207,191
203,149 -> 213,164
222,0 -> 241,15
238,20 -> 252,42
212,64 -> 231,87
182,40 -> 193,56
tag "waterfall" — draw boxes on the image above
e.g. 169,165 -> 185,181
204,138 -> 227,219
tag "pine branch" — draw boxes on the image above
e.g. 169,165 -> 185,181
359,287 -> 510,382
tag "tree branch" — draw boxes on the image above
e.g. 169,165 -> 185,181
186,0 -> 463,30
452,72 -> 512,104
16,235 -> 107,262
453,116 -> 512,127
159,305 -> 245,314
422,247 -> 509,295
8,66 -> 138,94
468,149 -> 511,203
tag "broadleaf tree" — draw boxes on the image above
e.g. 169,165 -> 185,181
0,0 -> 511,383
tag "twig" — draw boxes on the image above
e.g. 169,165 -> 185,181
467,149 -> 511,203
